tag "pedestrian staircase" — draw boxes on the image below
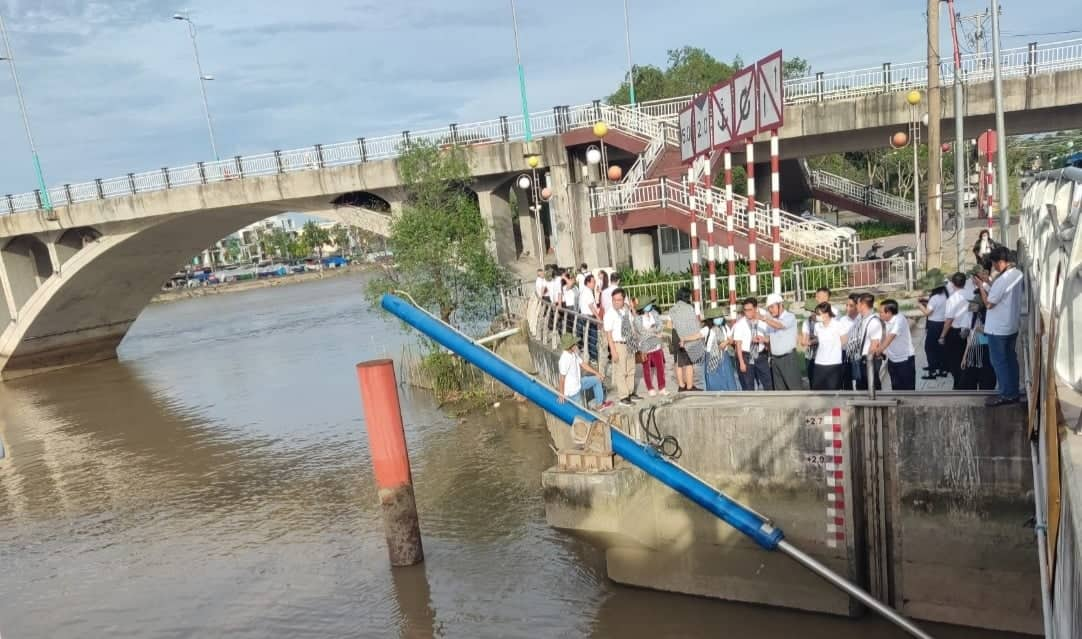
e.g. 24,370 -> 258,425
589,107 -> 855,262
804,166 -> 917,224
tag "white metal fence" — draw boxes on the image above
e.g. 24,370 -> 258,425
809,169 -> 914,218
5,38 -> 1080,217
590,176 -> 855,262
636,38 -> 1082,118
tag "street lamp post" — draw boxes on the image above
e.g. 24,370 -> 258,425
622,0 -> 636,107
0,14 -> 52,215
906,90 -> 924,271
517,156 -> 547,269
173,11 -> 220,161
587,121 -> 616,267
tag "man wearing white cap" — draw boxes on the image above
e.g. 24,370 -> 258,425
761,293 -> 802,390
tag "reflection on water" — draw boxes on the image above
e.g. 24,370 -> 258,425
0,274 -> 1026,638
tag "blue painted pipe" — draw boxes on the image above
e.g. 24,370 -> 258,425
380,294 -> 784,550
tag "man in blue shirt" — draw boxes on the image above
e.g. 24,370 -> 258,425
976,247 -> 1024,406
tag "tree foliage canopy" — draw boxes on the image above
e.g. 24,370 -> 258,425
366,141 -> 508,324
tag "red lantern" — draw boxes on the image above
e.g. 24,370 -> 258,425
941,142 -> 952,153
540,187 -> 552,201
607,165 -> 623,181
891,132 -> 908,148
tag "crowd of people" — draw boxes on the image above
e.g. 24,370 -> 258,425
539,247 -> 1024,411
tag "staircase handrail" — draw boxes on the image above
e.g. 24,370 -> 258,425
810,169 -> 914,218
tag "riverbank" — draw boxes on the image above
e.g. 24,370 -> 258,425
150,263 -> 372,304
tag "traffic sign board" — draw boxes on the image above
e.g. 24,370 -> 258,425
731,66 -> 757,139
757,50 -> 784,131
710,80 -> 733,150
693,94 -> 712,156
679,105 -> 694,163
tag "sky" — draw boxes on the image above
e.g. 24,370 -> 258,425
0,0 -> 1078,196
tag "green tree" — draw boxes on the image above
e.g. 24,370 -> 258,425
288,239 -> 308,260
262,228 -> 293,259
301,221 -> 331,263
783,57 -> 811,80
366,140 -> 508,324
224,238 -> 242,264
331,224 -> 352,255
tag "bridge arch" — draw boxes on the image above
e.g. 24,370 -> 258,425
2,235 -> 55,312
0,207 -> 286,380
56,227 -> 103,267
332,190 -> 392,212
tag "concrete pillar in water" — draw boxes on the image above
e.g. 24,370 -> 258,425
355,359 -> 424,566
629,232 -> 655,273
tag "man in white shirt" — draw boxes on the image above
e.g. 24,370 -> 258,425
604,288 -> 639,406
761,293 -> 801,390
977,246 -> 1024,405
576,263 -> 589,290
561,272 -> 578,334
732,297 -> 773,390
847,293 -> 884,391
835,293 -> 861,389
556,333 -> 611,411
600,272 -> 621,313
876,299 -> 916,390
546,269 -> 564,332
534,269 -> 548,299
939,272 -> 972,390
577,274 -> 600,362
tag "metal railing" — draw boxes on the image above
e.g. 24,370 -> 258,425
636,37 -> 1082,118
808,169 -> 914,218
590,177 -> 854,262
797,256 -> 911,295
5,38 -> 1080,218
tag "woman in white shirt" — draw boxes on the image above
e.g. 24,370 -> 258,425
918,285 -> 949,379
809,302 -> 845,390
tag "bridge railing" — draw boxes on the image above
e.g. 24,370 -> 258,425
809,169 -> 914,218
5,38 -> 1082,217
636,38 -> 1082,113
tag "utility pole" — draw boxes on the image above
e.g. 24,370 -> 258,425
990,0 -> 1011,244
925,0 -> 943,270
947,1 -> 967,268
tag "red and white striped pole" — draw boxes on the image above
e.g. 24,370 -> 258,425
770,130 -> 782,295
688,164 -> 702,317
986,150 -> 995,231
725,149 -> 737,317
746,138 -> 758,297
705,157 -> 718,308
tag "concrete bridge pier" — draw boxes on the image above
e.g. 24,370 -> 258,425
475,179 -> 519,267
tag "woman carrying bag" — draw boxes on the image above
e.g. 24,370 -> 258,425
702,306 -> 740,391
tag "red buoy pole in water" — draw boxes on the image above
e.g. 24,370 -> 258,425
356,359 -> 424,566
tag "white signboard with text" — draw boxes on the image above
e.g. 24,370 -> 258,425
693,94 -> 712,157
679,106 -> 694,162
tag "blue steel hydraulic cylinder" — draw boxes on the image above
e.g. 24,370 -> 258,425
380,294 -> 783,550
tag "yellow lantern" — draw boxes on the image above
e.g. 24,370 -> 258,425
593,121 -> 609,138
906,90 -> 922,106
526,155 -> 540,169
